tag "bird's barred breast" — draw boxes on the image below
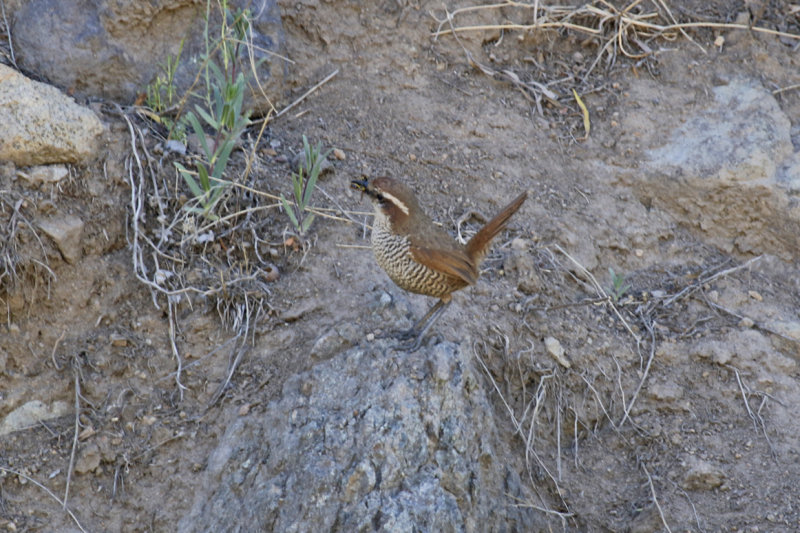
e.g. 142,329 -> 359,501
371,226 -> 456,299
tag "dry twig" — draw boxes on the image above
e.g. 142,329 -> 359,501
642,463 -> 672,533
0,466 -> 88,533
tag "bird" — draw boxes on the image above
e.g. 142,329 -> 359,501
351,176 -> 527,350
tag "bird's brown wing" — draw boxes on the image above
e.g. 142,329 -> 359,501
410,246 -> 478,285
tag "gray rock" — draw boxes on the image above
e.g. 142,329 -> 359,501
17,165 -> 69,188
74,442 -> 101,475
178,340 -> 537,532
643,78 -> 800,258
682,457 -> 724,491
9,0 -> 285,110
0,65 -> 104,166
0,400 -> 71,436
37,214 -> 85,264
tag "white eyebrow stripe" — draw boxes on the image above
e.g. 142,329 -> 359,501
380,191 -> 409,215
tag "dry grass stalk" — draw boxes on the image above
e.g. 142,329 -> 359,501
432,0 -> 800,101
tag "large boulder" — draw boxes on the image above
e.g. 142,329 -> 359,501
636,78 -> 799,258
9,0 -> 285,109
179,340 -> 541,532
0,64 -> 104,166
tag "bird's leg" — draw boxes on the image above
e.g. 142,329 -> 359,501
397,297 -> 451,351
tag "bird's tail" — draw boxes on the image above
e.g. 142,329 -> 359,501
466,191 -> 528,263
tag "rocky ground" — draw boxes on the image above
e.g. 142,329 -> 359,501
1,0 -> 799,531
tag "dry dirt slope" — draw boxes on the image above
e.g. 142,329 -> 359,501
2,0 -> 800,531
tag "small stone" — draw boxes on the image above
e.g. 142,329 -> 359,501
18,165 -> 69,187
74,442 -> 101,475
544,337 -> 571,368
110,333 -> 128,347
738,317 -> 755,328
310,328 -> 348,361
379,292 -> 393,307
78,426 -> 96,441
36,214 -> 84,264
0,400 -> 71,436
366,333 -> 375,341
649,381 -> 682,402
264,264 -> 280,282
408,153 -> 417,161
238,403 -> 251,416
163,140 -> 187,155
747,290 -> 763,301
682,458 -> 724,490
332,148 -> 346,160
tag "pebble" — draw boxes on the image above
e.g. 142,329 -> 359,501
333,148 -> 346,160
264,264 -> 280,282
544,337 -> 571,368
74,442 -> 101,474
163,139 -> 187,155
17,164 -> 68,187
36,214 -> 85,264
110,333 -> 128,347
682,458 -> 724,490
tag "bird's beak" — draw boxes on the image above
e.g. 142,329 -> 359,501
350,178 -> 369,192
350,178 -> 370,200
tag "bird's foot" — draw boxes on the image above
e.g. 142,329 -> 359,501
396,331 -> 425,352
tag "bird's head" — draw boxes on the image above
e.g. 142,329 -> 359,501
350,176 -> 421,226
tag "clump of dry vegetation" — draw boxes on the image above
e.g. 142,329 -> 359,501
431,0 -> 800,136
124,1 -> 345,403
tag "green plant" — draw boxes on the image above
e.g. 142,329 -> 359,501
145,39 -> 185,138
608,267 -> 631,303
280,135 -> 331,237
174,4 -> 254,220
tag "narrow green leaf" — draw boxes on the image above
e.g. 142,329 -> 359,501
197,163 -> 211,191
212,137 -> 236,178
280,194 -> 299,229
176,162 -> 205,199
302,167 -> 317,207
300,213 -> 315,234
292,171 -> 303,206
194,105 -> 218,130
186,112 -> 210,158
